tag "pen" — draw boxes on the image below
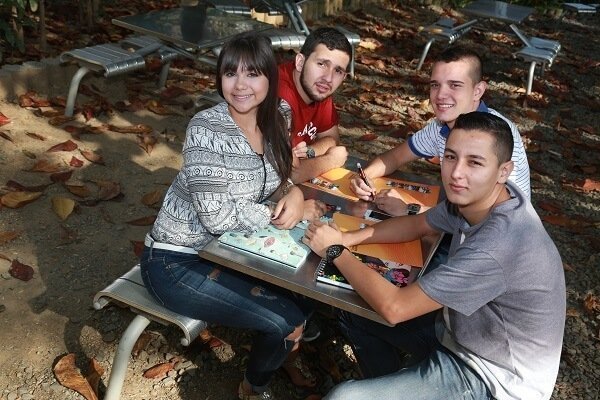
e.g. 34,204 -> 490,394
356,162 -> 375,200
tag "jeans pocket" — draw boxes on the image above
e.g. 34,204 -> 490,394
165,258 -> 210,293
141,266 -> 167,307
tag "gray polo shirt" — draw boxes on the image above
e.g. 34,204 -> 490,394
420,182 -> 565,400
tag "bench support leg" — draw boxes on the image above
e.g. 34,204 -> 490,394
158,61 -> 171,89
65,66 -> 91,117
104,314 -> 151,400
417,39 -> 435,71
526,61 -> 536,95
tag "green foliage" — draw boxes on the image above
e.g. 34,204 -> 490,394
0,0 -> 39,52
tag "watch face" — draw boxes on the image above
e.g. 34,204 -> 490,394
326,245 -> 345,261
407,203 -> 421,215
306,147 -> 316,158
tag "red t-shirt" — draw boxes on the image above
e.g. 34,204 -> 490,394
277,61 -> 339,147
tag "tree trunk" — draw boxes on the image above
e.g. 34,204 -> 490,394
39,0 -> 47,53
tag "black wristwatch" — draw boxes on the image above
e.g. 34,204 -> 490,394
407,203 -> 421,215
306,146 -> 316,158
326,244 -> 348,262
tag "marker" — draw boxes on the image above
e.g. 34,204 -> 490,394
356,163 -> 375,200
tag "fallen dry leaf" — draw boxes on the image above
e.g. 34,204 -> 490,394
9,259 -> 34,281
4,180 -> 49,192
27,159 -> 63,173
574,178 -> 600,193
21,149 -> 37,159
48,115 -> 75,126
130,240 -> 144,257
143,361 -> 175,379
80,150 -> 105,165
96,180 -> 121,201
53,353 -> 98,400
26,132 -> 47,141
566,308 -> 580,317
137,134 -> 157,155
537,200 -> 562,214
85,359 -> 104,398
67,157 -> 83,168
583,292 -> 600,315
46,140 -> 78,152
52,196 -> 76,220
106,123 -> 153,135
18,92 -> 51,108
358,133 -> 378,141
1,191 -> 43,208
141,190 -> 163,206
65,184 -> 92,198
0,112 -> 10,127
146,100 -> 178,115
50,170 -> 74,183
0,131 -> 14,142
126,215 -> 157,226
0,231 -> 22,245
132,332 -> 153,357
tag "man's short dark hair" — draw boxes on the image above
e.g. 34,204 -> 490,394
300,27 -> 352,62
434,46 -> 483,83
453,112 -> 514,164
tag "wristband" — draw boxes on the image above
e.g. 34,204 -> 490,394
282,178 -> 295,195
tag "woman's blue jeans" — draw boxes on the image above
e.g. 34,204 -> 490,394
325,311 -> 492,400
140,245 -> 311,391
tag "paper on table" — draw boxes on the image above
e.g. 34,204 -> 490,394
332,212 -> 424,267
302,167 -> 440,209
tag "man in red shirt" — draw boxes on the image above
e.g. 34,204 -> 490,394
278,27 -> 353,183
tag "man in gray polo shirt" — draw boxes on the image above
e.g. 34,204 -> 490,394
303,112 -> 565,400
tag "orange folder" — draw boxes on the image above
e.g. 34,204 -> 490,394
332,212 -> 424,267
302,167 -> 440,210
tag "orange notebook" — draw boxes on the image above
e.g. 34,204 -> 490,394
332,212 -> 424,267
302,167 -> 440,210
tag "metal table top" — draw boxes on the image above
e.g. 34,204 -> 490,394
113,5 -> 273,52
462,0 -> 534,24
200,157 -> 444,326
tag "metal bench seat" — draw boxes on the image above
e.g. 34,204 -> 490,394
510,24 -> 561,95
120,35 -> 182,89
417,18 -> 478,70
93,264 -> 207,400
60,38 -> 180,117
562,2 -> 598,13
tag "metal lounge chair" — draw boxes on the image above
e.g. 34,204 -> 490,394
416,17 -> 478,70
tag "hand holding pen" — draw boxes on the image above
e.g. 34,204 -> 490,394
356,163 -> 376,201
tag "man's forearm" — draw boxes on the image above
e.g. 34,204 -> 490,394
310,136 -> 337,155
365,143 -> 419,178
291,154 -> 342,183
343,213 -> 435,246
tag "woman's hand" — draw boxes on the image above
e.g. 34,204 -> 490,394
271,185 -> 304,229
302,220 -> 343,257
302,199 -> 328,221
373,189 -> 408,216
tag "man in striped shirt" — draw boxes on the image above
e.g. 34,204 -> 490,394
351,47 -> 530,215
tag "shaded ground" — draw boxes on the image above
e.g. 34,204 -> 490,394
0,1 -> 599,399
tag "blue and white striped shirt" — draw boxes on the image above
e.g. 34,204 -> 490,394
407,102 -> 531,198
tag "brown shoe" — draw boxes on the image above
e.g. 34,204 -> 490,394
238,382 -> 276,400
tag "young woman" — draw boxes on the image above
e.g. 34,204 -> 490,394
140,32 -> 316,399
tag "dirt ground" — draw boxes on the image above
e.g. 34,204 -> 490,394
0,1 -> 599,399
